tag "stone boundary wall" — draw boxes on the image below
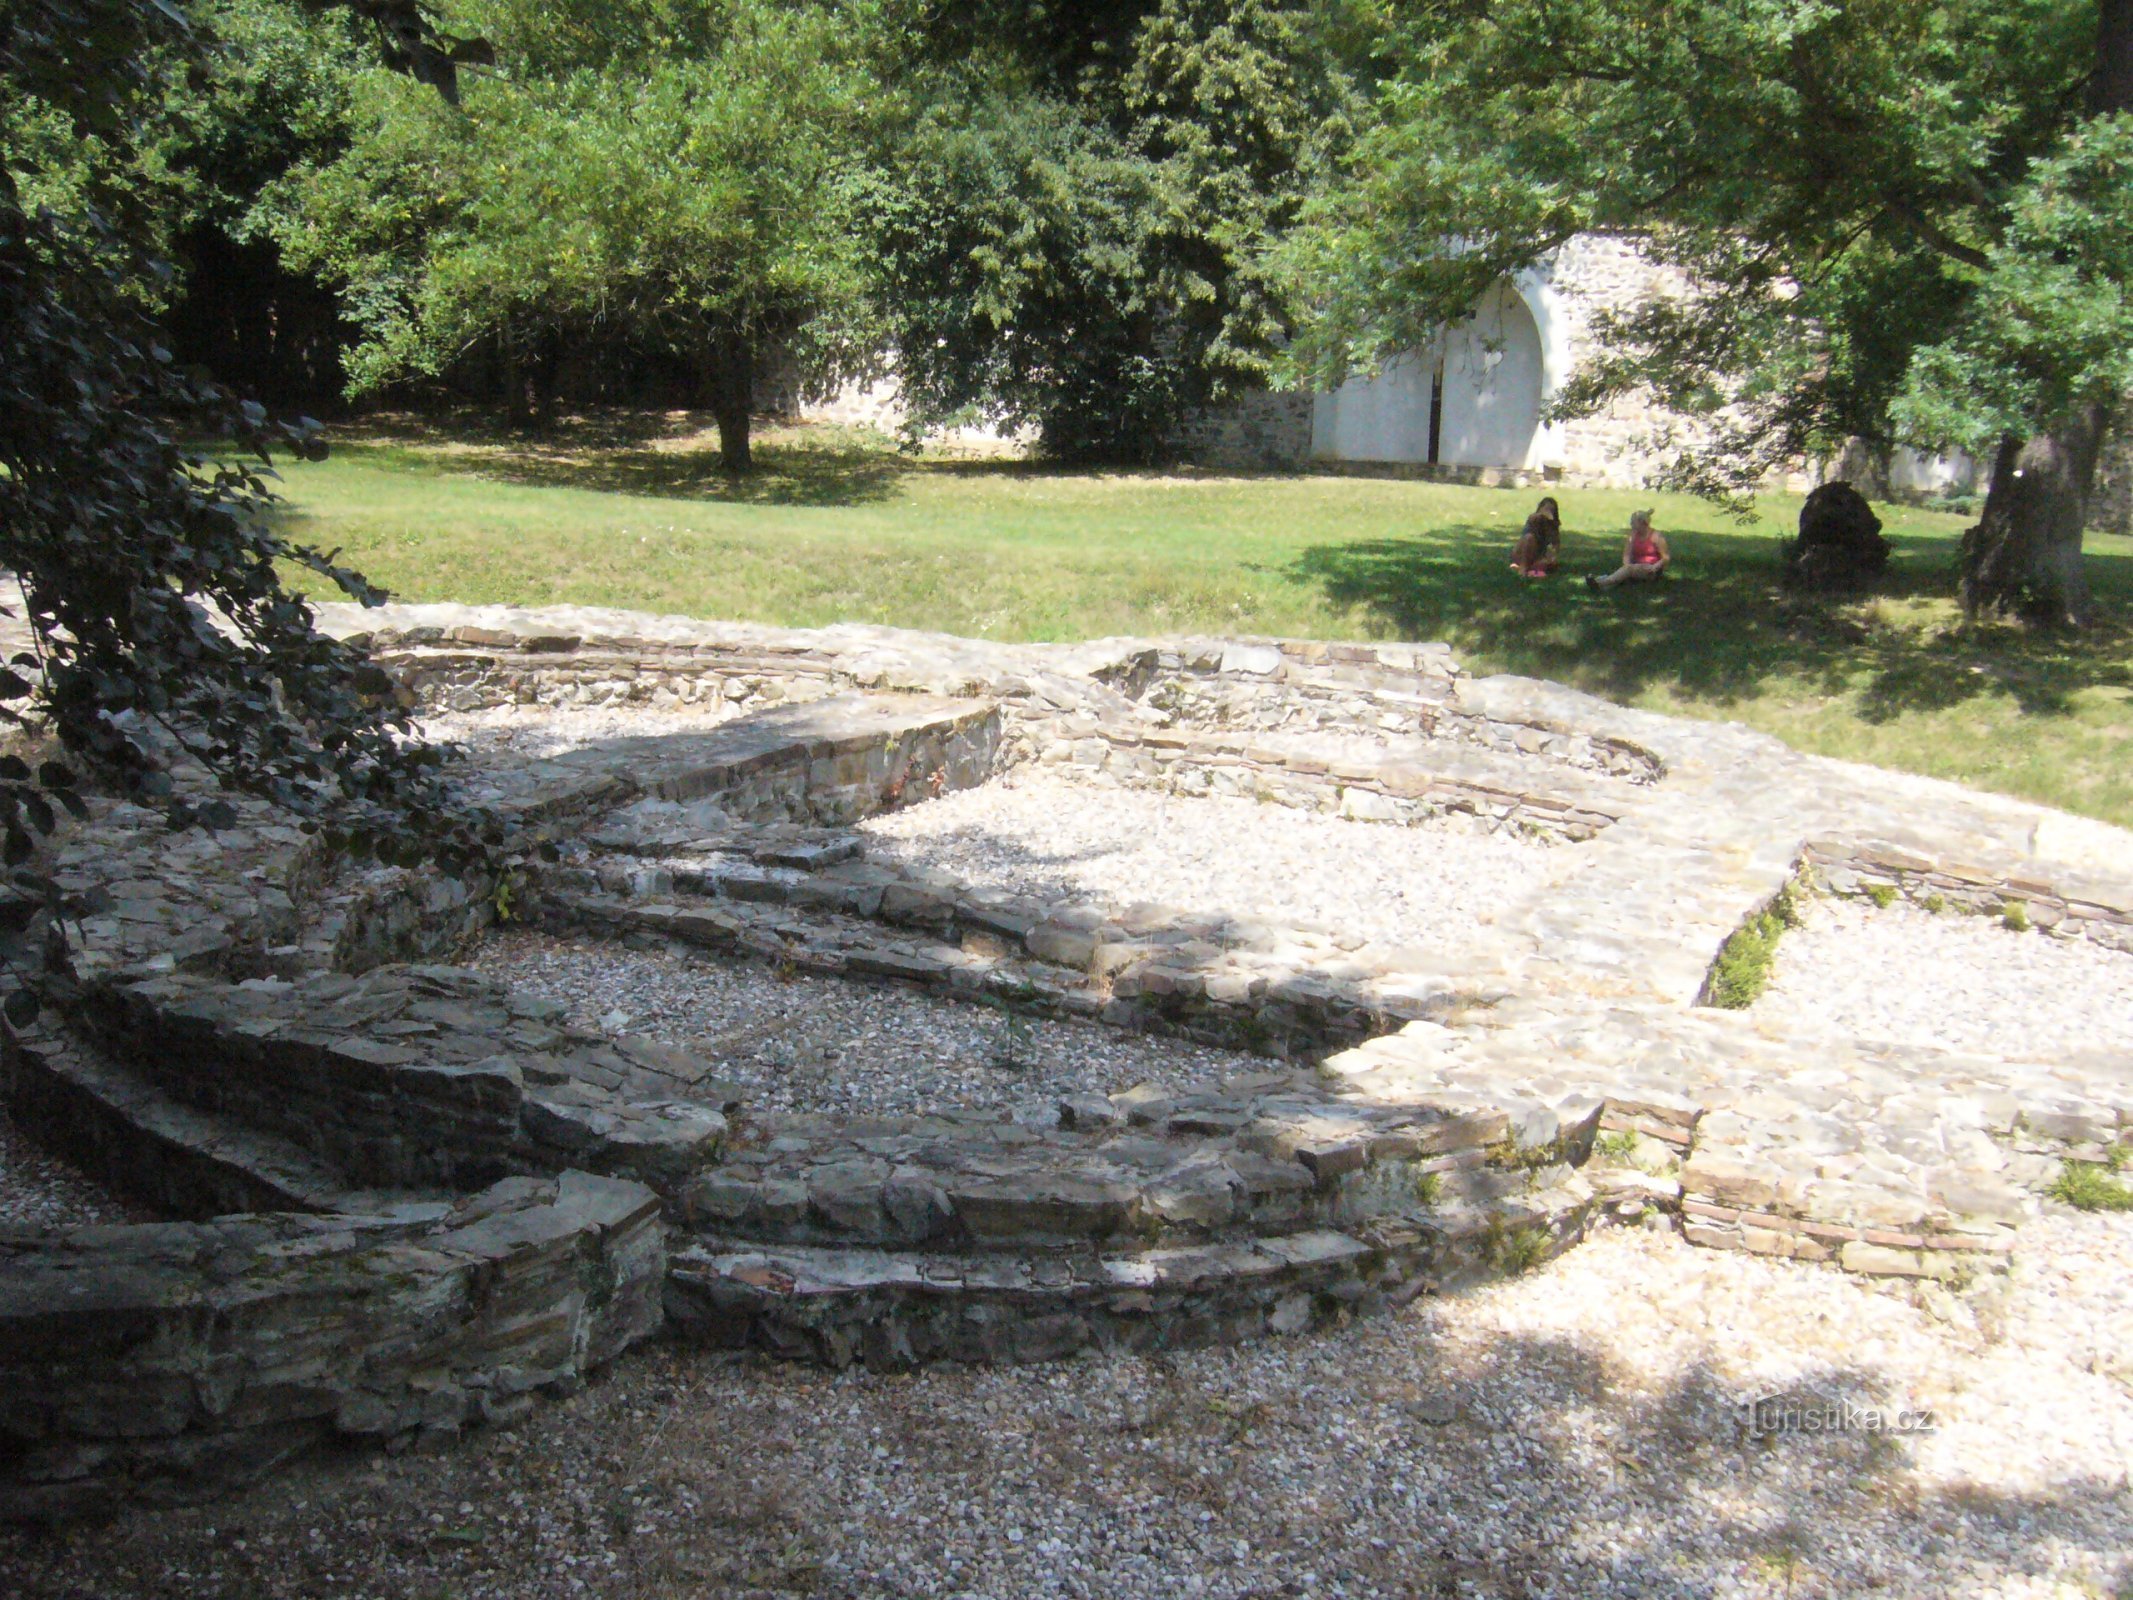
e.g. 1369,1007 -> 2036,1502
1805,840 -> 2133,953
8,603 -> 2133,1512
1050,724 -> 1629,840
0,1172 -> 664,1520
68,967 -> 729,1203
354,615 -> 1664,796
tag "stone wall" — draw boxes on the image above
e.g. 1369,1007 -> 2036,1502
1173,389 -> 1315,471
64,965 -> 729,1202
0,1174 -> 664,1521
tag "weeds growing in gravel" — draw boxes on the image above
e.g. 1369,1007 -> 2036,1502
2048,1149 -> 2133,1212
2001,900 -> 2033,932
1864,882 -> 1898,909
1483,1216 -> 1552,1276
1705,880 -> 1805,1008
1590,1130 -> 1641,1163
987,997 -> 1037,1069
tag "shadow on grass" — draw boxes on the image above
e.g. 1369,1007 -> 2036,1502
327,413 -> 916,508
1291,522 -> 2133,720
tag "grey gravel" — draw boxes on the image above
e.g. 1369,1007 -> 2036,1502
1755,896 -> 2133,1059
861,769 -> 1569,949
466,929 -> 1268,1117
6,1216 -> 2124,1599
0,1102 -> 157,1230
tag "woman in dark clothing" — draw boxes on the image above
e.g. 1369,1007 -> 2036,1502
1509,496 -> 1562,578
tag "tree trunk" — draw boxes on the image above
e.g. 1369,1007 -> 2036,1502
1953,1 -> 2132,625
1959,404 -> 2109,625
708,325 -> 753,473
500,323 -> 531,431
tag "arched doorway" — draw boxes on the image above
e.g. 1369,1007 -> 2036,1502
1309,278 -> 1546,470
1431,279 -> 1544,470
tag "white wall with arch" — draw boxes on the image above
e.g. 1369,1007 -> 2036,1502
1311,273 -> 1560,472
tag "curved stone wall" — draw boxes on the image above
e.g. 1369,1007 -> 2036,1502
3,602 -> 2129,1518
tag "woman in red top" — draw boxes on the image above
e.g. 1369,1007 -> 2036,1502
1586,510 -> 1670,589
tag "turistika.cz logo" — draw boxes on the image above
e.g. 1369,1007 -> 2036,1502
1743,1392 -> 1939,1438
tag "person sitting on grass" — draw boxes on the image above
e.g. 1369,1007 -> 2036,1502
1508,496 -> 1562,578
1586,510 -> 1670,589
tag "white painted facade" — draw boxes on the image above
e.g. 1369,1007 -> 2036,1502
1306,236 -> 1710,486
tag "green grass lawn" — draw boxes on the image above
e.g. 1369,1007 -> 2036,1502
272,415 -> 2133,829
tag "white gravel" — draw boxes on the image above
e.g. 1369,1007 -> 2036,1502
8,1214 -> 2125,1599
0,1104 -> 157,1230
466,930 -> 1268,1117
1754,896 -> 2133,1059
862,770 -> 1568,949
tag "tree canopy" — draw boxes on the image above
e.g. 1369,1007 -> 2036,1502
1279,0 -> 2131,620
0,0 -> 508,988
264,0 -> 883,466
869,0 -> 1367,460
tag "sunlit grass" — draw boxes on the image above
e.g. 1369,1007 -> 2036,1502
270,413 -> 2133,828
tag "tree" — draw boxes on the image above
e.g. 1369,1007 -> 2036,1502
870,0 -> 1366,461
1280,0 -> 2127,623
265,0 -> 882,468
0,0 -> 498,973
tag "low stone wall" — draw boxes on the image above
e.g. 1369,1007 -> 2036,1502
539,694 -> 1003,826
1805,839 -> 2133,953
1049,724 -> 1630,840
70,966 -> 729,1202
542,861 -> 1501,1063
0,1172 -> 665,1520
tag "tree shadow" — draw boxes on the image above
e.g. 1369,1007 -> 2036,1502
1289,521 -> 2133,721
326,411 -> 914,508
5,1277 -> 2127,1598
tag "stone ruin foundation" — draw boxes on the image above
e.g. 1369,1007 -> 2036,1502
2,605 -> 2128,1518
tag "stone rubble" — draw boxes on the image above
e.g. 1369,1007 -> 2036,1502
1,601 -> 2130,1531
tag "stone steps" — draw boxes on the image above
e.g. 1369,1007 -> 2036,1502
659,1075 -> 1620,1366
666,1170 -> 1607,1371
2,1022 -> 391,1219
538,692 -> 1002,825
544,878 -> 1503,1063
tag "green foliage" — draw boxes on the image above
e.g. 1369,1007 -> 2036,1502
265,0 -> 883,446
986,993 -> 1038,1069
2001,899 -> 2033,932
1706,883 -> 1803,1010
870,0 -> 1365,461
2046,1150 -> 2133,1212
1898,116 -> 2133,453
1590,1130 -> 1640,1165
1279,0 -> 2107,506
1482,1215 -> 1551,1277
0,0 -> 503,1018
1864,882 -> 1899,910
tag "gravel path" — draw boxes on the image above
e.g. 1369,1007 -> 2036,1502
1754,896 -> 2133,1059
466,930 -> 1268,1118
0,1105 -> 157,1230
861,771 -> 1567,949
7,1214 -> 2125,1599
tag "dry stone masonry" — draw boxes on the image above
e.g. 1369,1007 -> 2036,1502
3,601 -> 2129,1516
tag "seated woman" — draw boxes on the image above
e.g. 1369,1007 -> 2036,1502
1586,510 -> 1670,589
1508,496 -> 1562,578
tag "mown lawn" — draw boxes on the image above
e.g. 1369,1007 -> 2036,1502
271,415 -> 2133,829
